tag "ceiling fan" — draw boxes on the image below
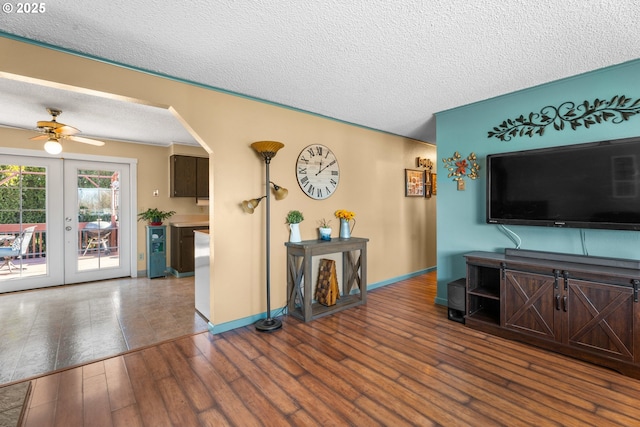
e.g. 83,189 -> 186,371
31,108 -> 105,154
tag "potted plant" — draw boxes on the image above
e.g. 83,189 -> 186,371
137,208 -> 176,225
318,218 -> 332,241
285,210 -> 304,243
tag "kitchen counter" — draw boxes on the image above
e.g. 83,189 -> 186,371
170,221 -> 209,227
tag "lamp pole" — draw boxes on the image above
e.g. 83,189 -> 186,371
252,142 -> 284,332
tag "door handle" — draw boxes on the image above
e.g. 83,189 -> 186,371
555,294 -> 560,311
563,296 -> 568,312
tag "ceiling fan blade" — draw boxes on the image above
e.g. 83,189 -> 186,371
30,134 -> 49,141
51,124 -> 80,136
68,135 -> 105,146
36,120 -> 64,129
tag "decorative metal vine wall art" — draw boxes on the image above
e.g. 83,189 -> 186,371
487,95 -> 640,141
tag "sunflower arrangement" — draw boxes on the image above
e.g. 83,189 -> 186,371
334,209 -> 355,221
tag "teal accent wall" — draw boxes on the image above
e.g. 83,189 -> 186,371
435,59 -> 640,305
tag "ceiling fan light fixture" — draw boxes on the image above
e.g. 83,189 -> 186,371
31,108 -> 104,150
44,138 -> 62,155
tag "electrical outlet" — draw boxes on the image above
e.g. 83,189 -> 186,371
138,253 -> 144,260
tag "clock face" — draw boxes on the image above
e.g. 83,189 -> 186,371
296,144 -> 340,200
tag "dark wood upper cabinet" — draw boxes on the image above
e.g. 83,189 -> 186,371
170,155 -> 209,198
196,156 -> 209,198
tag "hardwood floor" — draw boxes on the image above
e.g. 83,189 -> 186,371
20,271 -> 640,426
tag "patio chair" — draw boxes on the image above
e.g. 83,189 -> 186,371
0,226 -> 36,272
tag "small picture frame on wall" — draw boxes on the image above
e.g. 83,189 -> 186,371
405,169 -> 425,197
425,170 -> 432,198
431,173 -> 437,195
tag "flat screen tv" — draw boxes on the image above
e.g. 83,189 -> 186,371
487,137 -> 640,231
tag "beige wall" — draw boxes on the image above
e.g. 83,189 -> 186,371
0,37 -> 436,327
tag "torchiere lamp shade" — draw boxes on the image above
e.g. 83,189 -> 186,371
251,141 -> 284,160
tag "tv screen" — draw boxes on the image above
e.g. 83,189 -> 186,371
487,137 -> 640,231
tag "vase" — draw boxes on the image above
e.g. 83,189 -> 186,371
319,227 -> 332,241
289,223 -> 302,243
339,218 -> 355,239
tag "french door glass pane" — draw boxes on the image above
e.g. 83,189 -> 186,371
77,168 -> 120,271
0,164 -> 47,279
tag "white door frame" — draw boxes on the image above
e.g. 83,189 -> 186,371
0,147 -> 138,283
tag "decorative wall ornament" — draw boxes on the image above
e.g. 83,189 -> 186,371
442,152 -> 480,191
416,157 -> 433,169
430,173 -> 437,195
416,157 -> 435,198
487,95 -> 640,141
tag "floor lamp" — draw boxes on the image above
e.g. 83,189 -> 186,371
244,141 -> 288,332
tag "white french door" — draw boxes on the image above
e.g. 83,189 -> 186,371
63,160 -> 131,284
0,154 -> 63,292
0,154 -> 133,292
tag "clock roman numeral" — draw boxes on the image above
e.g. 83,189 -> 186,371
325,186 -> 332,195
316,188 -> 323,198
306,184 -> 315,195
331,170 -> 339,176
297,166 -> 307,175
306,148 -> 315,157
330,178 -> 337,187
300,176 -> 309,186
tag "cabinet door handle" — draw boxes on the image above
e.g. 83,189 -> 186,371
562,295 -> 568,312
555,294 -> 561,311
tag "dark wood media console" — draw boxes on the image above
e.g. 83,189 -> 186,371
465,249 -> 640,379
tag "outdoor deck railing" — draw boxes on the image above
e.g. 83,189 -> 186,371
0,223 -> 119,258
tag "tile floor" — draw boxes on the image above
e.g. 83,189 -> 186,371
0,275 -> 209,385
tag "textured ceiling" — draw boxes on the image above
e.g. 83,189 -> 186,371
0,76 -> 197,146
1,0 -> 639,146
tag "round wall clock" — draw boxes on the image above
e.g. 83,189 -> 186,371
295,144 -> 340,200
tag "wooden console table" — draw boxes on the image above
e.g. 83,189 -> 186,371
285,237 -> 368,322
